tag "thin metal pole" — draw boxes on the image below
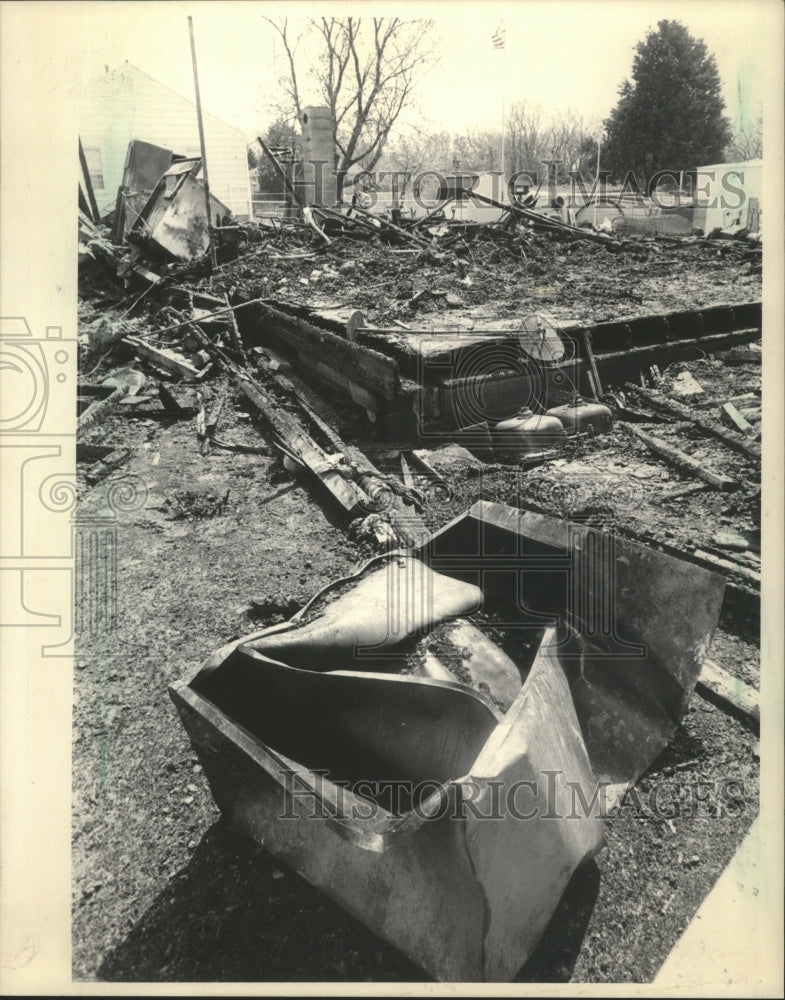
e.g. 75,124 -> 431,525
594,134 -> 602,227
188,16 -> 217,270
500,37 -> 506,192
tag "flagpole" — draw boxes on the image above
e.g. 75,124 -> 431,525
501,39 -> 506,190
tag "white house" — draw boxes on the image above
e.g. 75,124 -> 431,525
79,62 -> 252,219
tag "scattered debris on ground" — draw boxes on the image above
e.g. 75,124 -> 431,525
74,159 -> 762,984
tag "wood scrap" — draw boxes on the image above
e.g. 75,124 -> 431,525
652,482 -> 710,505
720,402 -> 754,437
691,549 -> 761,585
187,330 -> 370,516
77,443 -> 116,463
711,530 -> 750,552
223,293 -> 248,363
78,137 -> 101,223
258,347 -> 348,431
697,658 -> 759,728
620,423 -> 738,490
123,336 -> 201,380
627,384 -> 761,458
195,393 -> 206,439
254,350 -> 428,544
133,297 -> 270,342
85,447 -> 132,485
159,384 -> 199,416
200,392 -> 226,456
693,392 -> 758,410
238,375 -> 369,516
581,328 -> 604,399
210,437 -> 271,456
347,204 -> 431,249
77,384 -> 129,433
256,135 -> 303,208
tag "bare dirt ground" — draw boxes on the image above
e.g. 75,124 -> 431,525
74,224 -> 761,983
73,369 -> 760,984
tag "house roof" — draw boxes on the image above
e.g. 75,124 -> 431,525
696,158 -> 763,171
106,61 -> 250,143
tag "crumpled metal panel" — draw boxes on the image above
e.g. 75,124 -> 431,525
422,500 -> 726,798
463,632 -> 604,980
130,157 -> 230,261
247,555 -> 483,671
112,140 -> 174,242
170,505 -> 725,981
171,623 -> 604,982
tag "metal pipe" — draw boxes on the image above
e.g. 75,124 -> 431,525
188,16 -> 217,270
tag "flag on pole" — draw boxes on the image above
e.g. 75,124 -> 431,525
491,21 -> 506,49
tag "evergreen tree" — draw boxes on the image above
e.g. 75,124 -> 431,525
603,20 -> 732,184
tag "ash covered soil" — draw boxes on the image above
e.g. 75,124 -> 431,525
73,228 -> 761,984
217,222 -> 761,325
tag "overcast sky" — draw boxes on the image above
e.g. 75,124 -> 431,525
1,0 -> 769,159
56,0 -> 775,142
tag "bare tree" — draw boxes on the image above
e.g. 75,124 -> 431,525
545,108 -> 593,178
380,128 -> 452,199
452,127 -> 502,173
265,16 -> 439,199
505,100 -> 546,178
727,109 -> 763,160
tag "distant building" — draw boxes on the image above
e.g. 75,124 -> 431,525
79,62 -> 252,219
693,159 -> 762,234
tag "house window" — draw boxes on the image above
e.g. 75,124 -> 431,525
83,147 -> 105,190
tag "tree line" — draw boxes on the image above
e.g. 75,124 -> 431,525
251,17 -> 762,201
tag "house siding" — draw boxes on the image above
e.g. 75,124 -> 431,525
80,64 -> 252,218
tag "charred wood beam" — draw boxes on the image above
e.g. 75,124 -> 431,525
123,336 -> 201,380
698,659 -> 759,729
620,423 -> 738,490
188,327 -> 369,517
254,351 -> 429,548
629,385 -> 761,459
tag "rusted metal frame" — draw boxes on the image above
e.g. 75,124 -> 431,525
346,204 -> 432,248
469,188 -> 615,244
123,336 -> 201,379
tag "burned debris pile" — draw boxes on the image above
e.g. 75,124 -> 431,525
78,185 -> 762,571
76,145 -> 763,983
